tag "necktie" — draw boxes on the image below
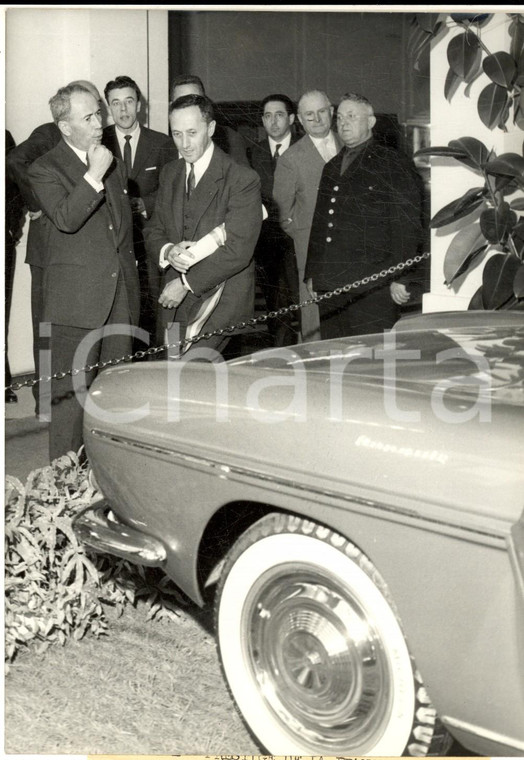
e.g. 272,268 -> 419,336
319,137 -> 332,163
272,143 -> 282,167
123,134 -> 132,174
187,163 -> 196,200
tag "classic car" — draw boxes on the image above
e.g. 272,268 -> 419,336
74,311 -> 524,757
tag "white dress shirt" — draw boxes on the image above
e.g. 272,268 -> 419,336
268,133 -> 292,157
115,122 -> 141,168
310,131 -> 338,162
66,141 -> 104,193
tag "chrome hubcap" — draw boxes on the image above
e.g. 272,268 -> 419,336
244,567 -> 393,752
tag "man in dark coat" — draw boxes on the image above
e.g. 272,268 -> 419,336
249,93 -> 299,346
102,75 -> 177,340
6,80 -> 102,417
28,84 -> 139,460
306,92 -> 422,338
144,94 -> 262,358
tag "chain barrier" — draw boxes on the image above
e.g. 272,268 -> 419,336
6,252 -> 430,393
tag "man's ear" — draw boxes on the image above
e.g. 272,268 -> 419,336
137,100 -> 142,114
289,113 -> 295,126
208,119 -> 216,138
58,120 -> 71,138
369,115 -> 377,130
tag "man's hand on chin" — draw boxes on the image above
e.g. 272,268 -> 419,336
158,278 -> 189,309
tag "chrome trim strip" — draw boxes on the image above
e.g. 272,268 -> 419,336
442,715 -> 524,752
90,429 -> 507,542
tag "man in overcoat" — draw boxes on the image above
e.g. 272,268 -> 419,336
273,90 -> 343,342
306,92 -> 422,338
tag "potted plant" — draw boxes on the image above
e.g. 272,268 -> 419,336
411,12 -> 524,310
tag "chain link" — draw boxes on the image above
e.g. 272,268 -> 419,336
6,252 -> 430,392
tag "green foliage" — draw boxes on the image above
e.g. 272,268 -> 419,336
5,452 -> 187,667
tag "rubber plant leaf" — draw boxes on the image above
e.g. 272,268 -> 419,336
450,13 -> 491,25
514,90 -> 524,130
482,253 -> 523,309
431,191 -> 485,228
448,137 -> 489,170
482,52 -> 517,88
445,67 -> 462,102
443,223 -> 489,285
478,83 -> 510,130
447,30 -> 482,82
414,145 -> 469,160
480,203 -> 517,244
510,16 -> 524,64
513,263 -> 524,298
484,153 -> 524,178
415,12 -> 442,34
468,285 -> 485,310
510,197 -> 524,210
512,218 -> 524,257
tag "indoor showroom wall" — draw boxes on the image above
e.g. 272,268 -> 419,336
5,7 -> 168,376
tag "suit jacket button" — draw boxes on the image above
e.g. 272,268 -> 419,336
328,209 -> 334,215
326,237 -> 332,243
109,224 -> 113,230
331,198 -> 336,203
328,222 -> 334,228
333,185 -> 339,191
111,272 -> 117,278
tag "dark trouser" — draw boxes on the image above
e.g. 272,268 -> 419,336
30,263 -> 51,414
5,239 -> 16,384
255,229 -> 299,347
49,276 -> 133,462
134,234 -> 162,354
318,285 -> 399,339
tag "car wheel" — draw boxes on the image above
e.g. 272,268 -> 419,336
215,513 -> 449,756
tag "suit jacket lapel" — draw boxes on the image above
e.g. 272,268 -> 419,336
185,150 -> 222,239
172,159 -> 186,240
131,127 -> 149,179
104,158 -> 123,237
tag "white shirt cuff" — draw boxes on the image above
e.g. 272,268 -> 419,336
84,172 -> 104,193
181,274 -> 193,292
159,243 -> 172,269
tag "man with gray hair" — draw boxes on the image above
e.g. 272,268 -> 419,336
273,89 -> 343,342
305,92 -> 422,339
27,83 -> 139,461
6,79 -> 103,420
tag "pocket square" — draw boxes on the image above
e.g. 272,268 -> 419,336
145,166 -> 157,171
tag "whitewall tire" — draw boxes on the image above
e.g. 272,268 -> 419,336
215,513 -> 447,756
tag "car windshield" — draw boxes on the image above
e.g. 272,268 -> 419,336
231,324 -> 524,405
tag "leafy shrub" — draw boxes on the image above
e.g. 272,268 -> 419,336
5,452 -> 186,666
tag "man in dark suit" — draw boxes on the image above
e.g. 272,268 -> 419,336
144,94 -> 262,358
102,75 -> 177,341
5,131 -> 26,404
249,93 -> 299,346
28,83 -> 140,460
170,75 -> 249,168
306,92 -> 422,338
6,79 -> 102,418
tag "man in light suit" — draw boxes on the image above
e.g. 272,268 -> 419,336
144,94 -> 262,358
273,89 -> 343,342
28,84 -> 140,461
249,94 -> 299,347
306,93 -> 422,339
6,80 -> 102,417
102,75 -> 177,341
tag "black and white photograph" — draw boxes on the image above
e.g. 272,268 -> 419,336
3,4 -> 524,758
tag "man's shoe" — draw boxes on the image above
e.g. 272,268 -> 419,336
5,388 -> 18,404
